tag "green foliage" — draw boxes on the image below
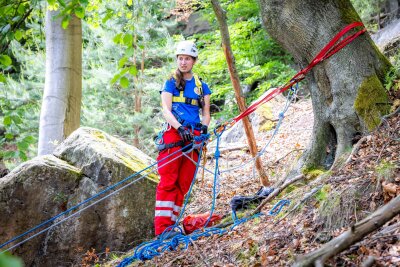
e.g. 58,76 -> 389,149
1,0 -> 294,168
194,0 -> 293,124
384,53 -> 400,92
314,185 -> 331,203
0,253 -> 23,267
350,0 -> 385,28
47,0 -> 89,29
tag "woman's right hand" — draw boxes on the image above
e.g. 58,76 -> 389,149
177,126 -> 193,142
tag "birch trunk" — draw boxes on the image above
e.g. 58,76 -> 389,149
259,0 -> 391,170
38,11 -> 82,155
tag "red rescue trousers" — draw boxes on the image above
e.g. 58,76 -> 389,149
154,126 -> 200,235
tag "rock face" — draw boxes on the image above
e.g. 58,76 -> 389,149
183,12 -> 212,36
0,127 -> 158,266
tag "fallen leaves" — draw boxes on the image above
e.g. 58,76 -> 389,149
382,181 -> 400,202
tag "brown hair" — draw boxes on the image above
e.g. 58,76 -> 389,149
173,69 -> 185,91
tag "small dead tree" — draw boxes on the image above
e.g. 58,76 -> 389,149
211,0 -> 270,186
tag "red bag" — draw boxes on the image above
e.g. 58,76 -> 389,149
183,212 -> 223,234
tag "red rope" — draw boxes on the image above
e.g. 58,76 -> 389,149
218,22 -> 366,132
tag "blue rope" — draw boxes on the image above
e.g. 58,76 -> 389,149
219,82 -> 299,175
0,142 -> 195,252
119,84 -> 298,263
2,82 -> 300,258
204,129 -> 223,227
118,126 -> 292,265
118,140 -> 207,266
230,200 -> 290,230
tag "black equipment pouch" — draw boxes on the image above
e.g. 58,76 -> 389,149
157,141 -> 185,152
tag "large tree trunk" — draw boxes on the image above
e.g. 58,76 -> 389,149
259,0 -> 392,170
38,11 -> 82,155
211,0 -> 270,186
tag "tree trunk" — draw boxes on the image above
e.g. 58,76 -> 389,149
132,34 -> 143,148
293,194 -> 400,267
38,11 -> 82,155
258,0 -> 391,170
211,0 -> 270,186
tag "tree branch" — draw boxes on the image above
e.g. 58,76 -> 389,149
292,194 -> 400,267
250,174 -> 305,215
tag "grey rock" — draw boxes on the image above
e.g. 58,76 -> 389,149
0,127 -> 158,266
183,12 -> 212,36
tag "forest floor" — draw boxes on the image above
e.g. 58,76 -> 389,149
102,94 -> 400,267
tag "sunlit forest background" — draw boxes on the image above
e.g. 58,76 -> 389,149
1,0 -> 399,169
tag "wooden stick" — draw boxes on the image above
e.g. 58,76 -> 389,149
292,194 -> 400,267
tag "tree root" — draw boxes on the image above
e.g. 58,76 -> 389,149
345,136 -> 369,165
292,194 -> 400,267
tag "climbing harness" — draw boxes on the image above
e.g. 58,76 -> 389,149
1,22 -> 366,264
171,73 -> 204,107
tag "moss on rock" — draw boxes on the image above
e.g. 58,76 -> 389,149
354,74 -> 391,131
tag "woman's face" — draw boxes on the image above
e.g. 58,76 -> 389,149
177,54 -> 196,73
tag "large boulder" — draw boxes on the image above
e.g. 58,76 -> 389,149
0,127 -> 158,266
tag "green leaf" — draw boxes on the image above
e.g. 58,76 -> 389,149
5,133 -> 13,140
4,151 -> 17,160
79,0 -> 89,5
3,151 -> 16,159
113,33 -> 122,44
118,57 -> 128,68
19,151 -> 28,161
22,136 -> 35,143
17,4 -> 26,15
129,66 -> 137,76
125,47 -> 134,57
123,34 -> 133,46
61,16 -> 70,29
58,0 -> 67,7
102,11 -> 113,24
0,55 -> 12,67
17,141 -> 29,151
110,73 -> 121,85
120,77 -> 129,88
0,73 -> 6,83
3,116 -> 12,126
74,6 -> 85,19
127,0 -> 133,6
14,30 -> 23,41
47,0 -> 56,5
11,115 -> 22,124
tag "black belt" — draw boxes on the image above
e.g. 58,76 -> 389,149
157,140 -> 185,151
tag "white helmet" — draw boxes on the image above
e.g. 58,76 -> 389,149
175,40 -> 198,58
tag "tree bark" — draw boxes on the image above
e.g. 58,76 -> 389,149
211,0 -> 270,186
258,0 -> 391,170
38,11 -> 82,155
293,194 -> 400,267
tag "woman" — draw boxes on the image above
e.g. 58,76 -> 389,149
154,40 -> 211,236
